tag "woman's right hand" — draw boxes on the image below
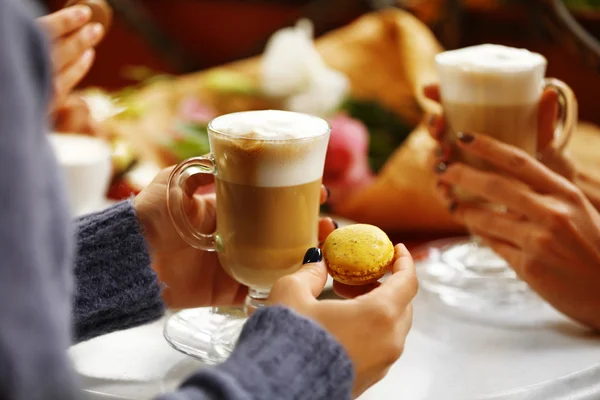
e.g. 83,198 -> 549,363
423,84 -> 600,330
423,84 -> 577,179
269,245 -> 417,398
425,84 -> 600,212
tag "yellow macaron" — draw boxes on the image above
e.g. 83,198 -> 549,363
323,224 -> 394,286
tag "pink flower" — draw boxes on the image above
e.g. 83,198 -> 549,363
178,97 -> 216,124
324,113 -> 374,207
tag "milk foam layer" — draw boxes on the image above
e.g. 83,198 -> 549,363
436,44 -> 547,105
210,110 -> 330,140
209,110 -> 330,188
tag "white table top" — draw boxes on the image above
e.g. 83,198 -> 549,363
70,291 -> 600,400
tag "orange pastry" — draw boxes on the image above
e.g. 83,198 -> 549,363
323,224 -> 394,285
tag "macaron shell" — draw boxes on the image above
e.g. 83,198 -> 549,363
323,224 -> 395,286
327,260 -> 391,285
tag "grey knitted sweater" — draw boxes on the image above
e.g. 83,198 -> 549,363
0,1 -> 353,399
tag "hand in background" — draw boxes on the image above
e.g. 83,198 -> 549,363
269,244 -> 417,398
38,5 -> 105,112
134,167 -> 337,309
52,94 -> 100,135
425,83 -> 600,212
436,132 -> 600,330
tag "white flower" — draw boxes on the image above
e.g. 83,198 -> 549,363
261,19 -> 349,117
81,90 -> 126,122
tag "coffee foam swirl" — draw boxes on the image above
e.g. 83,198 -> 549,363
210,110 -> 330,140
436,44 -> 547,105
209,110 -> 330,187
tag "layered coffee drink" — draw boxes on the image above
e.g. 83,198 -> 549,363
436,44 -> 547,202
208,110 -> 330,290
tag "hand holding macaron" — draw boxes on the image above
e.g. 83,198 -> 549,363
269,243 -> 417,398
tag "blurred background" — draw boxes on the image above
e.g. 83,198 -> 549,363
37,0 -> 600,123
39,0 -> 600,228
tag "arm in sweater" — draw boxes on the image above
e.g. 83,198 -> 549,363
73,201 -> 354,399
73,201 -> 165,342
0,0 -> 354,397
0,1 -> 80,398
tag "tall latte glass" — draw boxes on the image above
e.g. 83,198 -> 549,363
416,44 -> 577,320
163,110 -> 330,363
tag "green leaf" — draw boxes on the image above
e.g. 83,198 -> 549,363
563,0 -> 600,10
114,102 -> 146,120
340,98 -> 415,172
121,66 -> 172,82
174,122 -> 209,136
166,122 -> 211,161
168,135 -> 210,161
204,70 -> 260,95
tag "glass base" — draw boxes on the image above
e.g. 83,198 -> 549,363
414,236 -> 546,324
163,289 -> 270,364
163,307 -> 246,365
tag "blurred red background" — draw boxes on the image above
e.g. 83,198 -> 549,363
44,0 -> 600,125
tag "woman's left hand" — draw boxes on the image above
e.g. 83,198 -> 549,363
37,6 -> 105,111
52,94 -> 100,135
436,132 -> 600,330
134,167 -> 337,309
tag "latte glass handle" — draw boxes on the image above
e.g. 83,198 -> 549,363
544,77 -> 578,153
166,156 -> 217,251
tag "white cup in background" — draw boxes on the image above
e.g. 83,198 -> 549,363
48,133 -> 112,216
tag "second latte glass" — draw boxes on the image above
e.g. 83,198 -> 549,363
163,110 -> 330,363
416,44 -> 577,321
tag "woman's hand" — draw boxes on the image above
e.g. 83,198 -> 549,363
425,83 -> 600,211
424,83 -> 576,179
52,94 -> 100,135
269,244 -> 417,398
37,5 -> 105,111
435,132 -> 600,330
133,167 -> 338,309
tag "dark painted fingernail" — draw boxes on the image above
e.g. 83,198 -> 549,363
325,186 -> 331,199
332,219 -> 339,229
428,115 -> 437,127
303,247 -> 322,264
435,161 -> 449,174
457,132 -> 474,143
449,201 -> 458,213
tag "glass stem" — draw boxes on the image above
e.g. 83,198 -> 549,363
244,288 -> 270,316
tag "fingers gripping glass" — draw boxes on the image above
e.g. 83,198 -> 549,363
162,110 -> 330,364
417,50 -> 578,324
167,156 -> 218,251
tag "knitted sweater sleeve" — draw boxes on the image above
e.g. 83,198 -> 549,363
72,200 -> 165,342
72,201 -> 354,399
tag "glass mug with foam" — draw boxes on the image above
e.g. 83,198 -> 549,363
163,110 -> 330,363
416,44 -> 577,321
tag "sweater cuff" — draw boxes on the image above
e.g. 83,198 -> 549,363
73,200 -> 165,342
181,306 -> 354,400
